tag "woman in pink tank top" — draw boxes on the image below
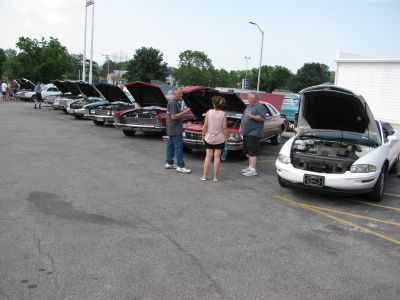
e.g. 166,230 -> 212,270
201,96 -> 228,181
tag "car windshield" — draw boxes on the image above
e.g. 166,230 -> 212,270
300,130 -> 380,147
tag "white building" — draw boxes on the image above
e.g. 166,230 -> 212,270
335,52 -> 400,125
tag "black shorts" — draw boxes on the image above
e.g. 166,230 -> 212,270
2,92 -> 6,96
243,135 -> 261,156
36,93 -> 43,102
204,141 -> 225,150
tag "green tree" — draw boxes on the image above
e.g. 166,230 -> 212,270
290,62 -> 331,92
265,66 -> 293,92
0,49 -> 6,78
174,50 -> 215,86
126,47 -> 167,82
6,37 -> 74,82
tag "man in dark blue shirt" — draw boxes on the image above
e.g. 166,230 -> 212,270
165,87 -> 192,173
240,93 -> 267,176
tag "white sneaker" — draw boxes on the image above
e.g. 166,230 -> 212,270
165,163 -> 177,169
176,167 -> 191,173
243,169 -> 257,176
242,167 -> 250,173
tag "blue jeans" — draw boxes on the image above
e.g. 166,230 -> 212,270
166,133 -> 185,168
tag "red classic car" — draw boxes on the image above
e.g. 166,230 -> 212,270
114,81 -> 193,136
177,86 -> 288,152
114,81 -> 170,136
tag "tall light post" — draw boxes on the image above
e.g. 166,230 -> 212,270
249,22 -> 264,92
101,54 -> 110,82
88,0 -> 95,84
82,1 -> 89,81
244,56 -> 251,80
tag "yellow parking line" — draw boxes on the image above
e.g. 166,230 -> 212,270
275,195 -> 400,246
384,192 -> 400,198
350,200 -> 400,212
301,203 -> 400,227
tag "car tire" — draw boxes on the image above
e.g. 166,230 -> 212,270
123,130 -> 136,137
93,120 -> 105,126
62,108 -> 68,114
74,115 -> 84,120
388,155 -> 398,174
278,175 -> 289,188
183,146 -> 192,153
31,95 -> 37,102
368,166 -> 387,202
271,129 -> 282,145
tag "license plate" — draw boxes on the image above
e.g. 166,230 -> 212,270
304,174 -> 324,187
96,117 -> 104,122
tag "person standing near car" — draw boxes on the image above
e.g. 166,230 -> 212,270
240,93 -> 267,176
165,87 -> 192,173
11,80 -> 19,101
201,95 -> 228,181
33,83 -> 42,109
1,82 -> 7,102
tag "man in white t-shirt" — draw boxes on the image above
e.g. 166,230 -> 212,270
1,82 -> 7,101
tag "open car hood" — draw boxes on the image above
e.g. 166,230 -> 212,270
182,87 -> 246,119
75,81 -> 103,99
95,83 -> 131,103
52,80 -> 81,96
124,81 -> 167,108
17,78 -> 35,90
297,84 -> 382,146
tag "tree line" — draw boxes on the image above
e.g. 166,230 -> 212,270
0,36 -> 332,92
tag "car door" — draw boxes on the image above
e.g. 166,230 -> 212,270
262,103 -> 277,139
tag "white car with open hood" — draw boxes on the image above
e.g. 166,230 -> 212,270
276,85 -> 400,202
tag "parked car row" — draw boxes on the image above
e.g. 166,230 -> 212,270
36,80 -> 400,203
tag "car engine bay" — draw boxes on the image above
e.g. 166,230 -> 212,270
291,138 -> 372,174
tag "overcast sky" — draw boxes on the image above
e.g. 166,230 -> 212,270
2,0 -> 400,72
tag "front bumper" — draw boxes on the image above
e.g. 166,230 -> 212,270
84,114 -> 115,123
114,122 -> 165,133
67,108 -> 85,116
275,160 -> 380,193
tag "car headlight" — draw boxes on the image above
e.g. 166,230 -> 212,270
350,164 -> 377,173
228,133 -> 242,142
90,109 -> 95,114
278,154 -> 291,164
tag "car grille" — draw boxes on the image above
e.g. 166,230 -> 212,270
95,109 -> 110,115
185,131 -> 202,140
70,103 -> 84,109
123,117 -> 162,126
58,99 -> 68,107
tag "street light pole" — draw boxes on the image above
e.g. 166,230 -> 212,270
244,56 -> 251,80
101,54 -> 110,82
249,22 -> 264,93
89,0 -> 95,84
82,3 -> 88,81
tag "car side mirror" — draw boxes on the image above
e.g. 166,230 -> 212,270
280,113 -> 286,118
294,112 -> 299,127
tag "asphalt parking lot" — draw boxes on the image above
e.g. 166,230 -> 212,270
1,101 -> 400,300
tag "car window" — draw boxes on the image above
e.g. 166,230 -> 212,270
48,87 -> 58,92
261,103 -> 271,117
282,98 -> 292,106
267,104 -> 279,116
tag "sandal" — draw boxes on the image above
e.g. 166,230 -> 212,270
201,177 -> 207,181
213,178 -> 219,182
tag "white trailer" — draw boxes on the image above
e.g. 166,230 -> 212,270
335,52 -> 400,125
